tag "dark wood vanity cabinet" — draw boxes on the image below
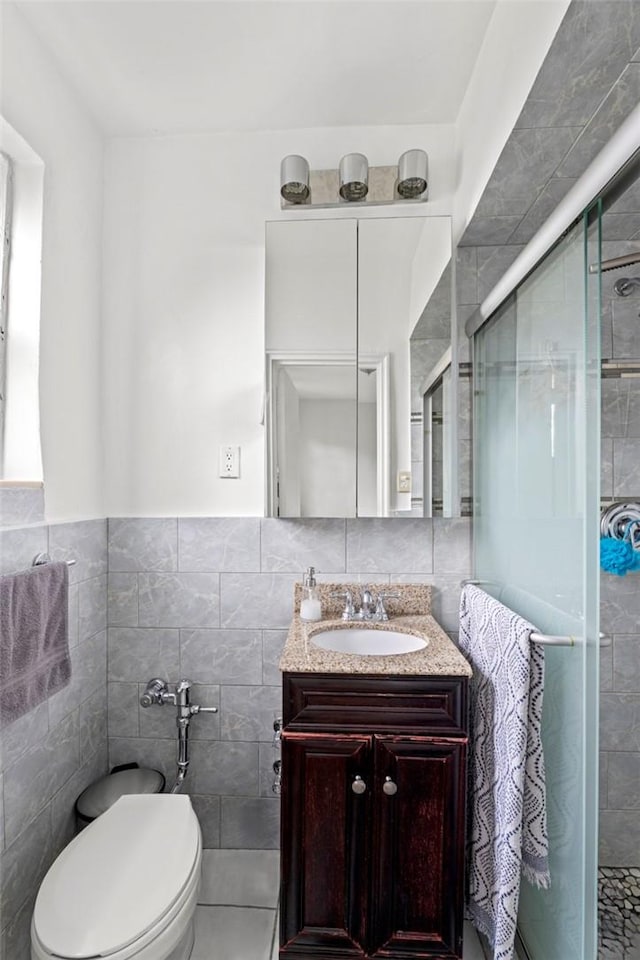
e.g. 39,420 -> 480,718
279,673 -> 468,960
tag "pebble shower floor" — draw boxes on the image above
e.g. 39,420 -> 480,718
598,867 -> 640,959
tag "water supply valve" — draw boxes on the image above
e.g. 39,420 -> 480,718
140,678 -> 218,716
139,678 -> 170,707
273,716 -> 283,746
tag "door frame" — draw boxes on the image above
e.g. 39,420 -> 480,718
266,351 -> 390,517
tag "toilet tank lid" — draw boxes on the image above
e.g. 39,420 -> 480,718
33,794 -> 201,958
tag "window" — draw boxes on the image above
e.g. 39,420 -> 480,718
0,120 -> 44,482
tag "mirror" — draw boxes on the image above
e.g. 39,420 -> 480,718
420,349 -> 454,517
265,216 -> 453,518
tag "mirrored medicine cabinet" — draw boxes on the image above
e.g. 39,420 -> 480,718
264,215 -> 459,519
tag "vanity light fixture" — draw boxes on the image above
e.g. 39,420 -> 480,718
397,149 -> 428,199
280,154 -> 310,204
339,153 -> 369,202
278,150 -> 428,209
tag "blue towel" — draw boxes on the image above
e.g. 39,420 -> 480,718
0,561 -> 71,724
459,584 -> 550,960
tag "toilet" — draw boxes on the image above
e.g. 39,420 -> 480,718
31,793 -> 202,960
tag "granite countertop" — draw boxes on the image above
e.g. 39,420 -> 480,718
279,582 -> 472,677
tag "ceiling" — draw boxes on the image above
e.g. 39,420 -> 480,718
13,1 -> 497,137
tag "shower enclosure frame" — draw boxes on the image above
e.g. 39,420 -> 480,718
465,105 -> 640,960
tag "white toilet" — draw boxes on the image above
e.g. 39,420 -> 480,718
31,793 -> 202,960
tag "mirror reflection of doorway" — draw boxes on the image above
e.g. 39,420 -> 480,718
421,352 -> 453,518
268,355 -> 389,518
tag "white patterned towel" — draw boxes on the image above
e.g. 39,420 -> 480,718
458,584 -> 550,960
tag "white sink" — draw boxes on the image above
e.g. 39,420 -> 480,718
309,627 -> 427,656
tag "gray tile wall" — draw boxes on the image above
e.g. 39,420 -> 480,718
599,266 -> 640,867
106,516 -> 472,851
459,2 -> 640,251
0,485 -> 44,527
0,519 -> 108,959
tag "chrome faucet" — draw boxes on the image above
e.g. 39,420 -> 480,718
360,588 -> 375,620
330,589 -> 400,622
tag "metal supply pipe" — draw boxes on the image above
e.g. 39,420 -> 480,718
139,678 -> 218,792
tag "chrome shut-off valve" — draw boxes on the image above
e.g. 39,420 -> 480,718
139,678 -> 218,717
273,716 -> 283,745
139,678 -> 169,708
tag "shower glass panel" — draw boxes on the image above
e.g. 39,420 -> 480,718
473,212 -> 601,960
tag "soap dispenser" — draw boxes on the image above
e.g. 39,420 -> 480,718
300,567 -> 322,621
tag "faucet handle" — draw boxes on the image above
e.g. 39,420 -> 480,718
374,592 -> 400,621
330,590 -> 356,621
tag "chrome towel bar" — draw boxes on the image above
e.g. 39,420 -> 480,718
32,553 -> 76,567
460,580 -> 610,647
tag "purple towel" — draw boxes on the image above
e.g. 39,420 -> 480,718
0,562 -> 71,725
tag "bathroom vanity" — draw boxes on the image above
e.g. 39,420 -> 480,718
278,585 -> 471,960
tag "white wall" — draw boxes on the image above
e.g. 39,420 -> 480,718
453,0 -> 571,243
359,219 -> 416,511
103,124 -> 456,516
0,3 -> 105,521
299,399 -> 356,517
410,218 -> 452,328
276,366 -> 301,518
357,400 -> 378,517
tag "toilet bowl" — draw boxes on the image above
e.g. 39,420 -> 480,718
31,793 -> 202,960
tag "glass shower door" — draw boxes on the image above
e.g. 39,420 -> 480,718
473,211 -> 601,960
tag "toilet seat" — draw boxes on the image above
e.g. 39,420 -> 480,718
31,794 -> 202,960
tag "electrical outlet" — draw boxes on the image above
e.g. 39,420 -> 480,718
219,445 -> 240,478
397,470 -> 411,494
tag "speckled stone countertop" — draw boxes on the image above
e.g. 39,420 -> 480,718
279,583 -> 472,677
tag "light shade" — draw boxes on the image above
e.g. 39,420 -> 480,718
280,155 -> 310,204
397,149 -> 428,199
339,153 -> 368,202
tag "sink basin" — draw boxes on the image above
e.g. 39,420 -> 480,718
309,628 -> 427,656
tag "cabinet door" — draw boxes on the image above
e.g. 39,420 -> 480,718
370,737 -> 467,959
266,220 -> 358,519
281,732 -> 371,957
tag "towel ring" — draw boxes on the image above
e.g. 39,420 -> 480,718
600,502 -> 640,541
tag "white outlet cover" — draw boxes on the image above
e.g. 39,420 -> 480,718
397,471 -> 411,493
219,445 -> 240,478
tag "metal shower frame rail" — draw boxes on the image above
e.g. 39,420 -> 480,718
465,102 -> 640,340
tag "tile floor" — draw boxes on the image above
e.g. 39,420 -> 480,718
598,867 -> 640,960
192,849 -> 486,960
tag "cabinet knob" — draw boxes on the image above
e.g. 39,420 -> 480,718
383,776 -> 398,796
352,775 -> 367,795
